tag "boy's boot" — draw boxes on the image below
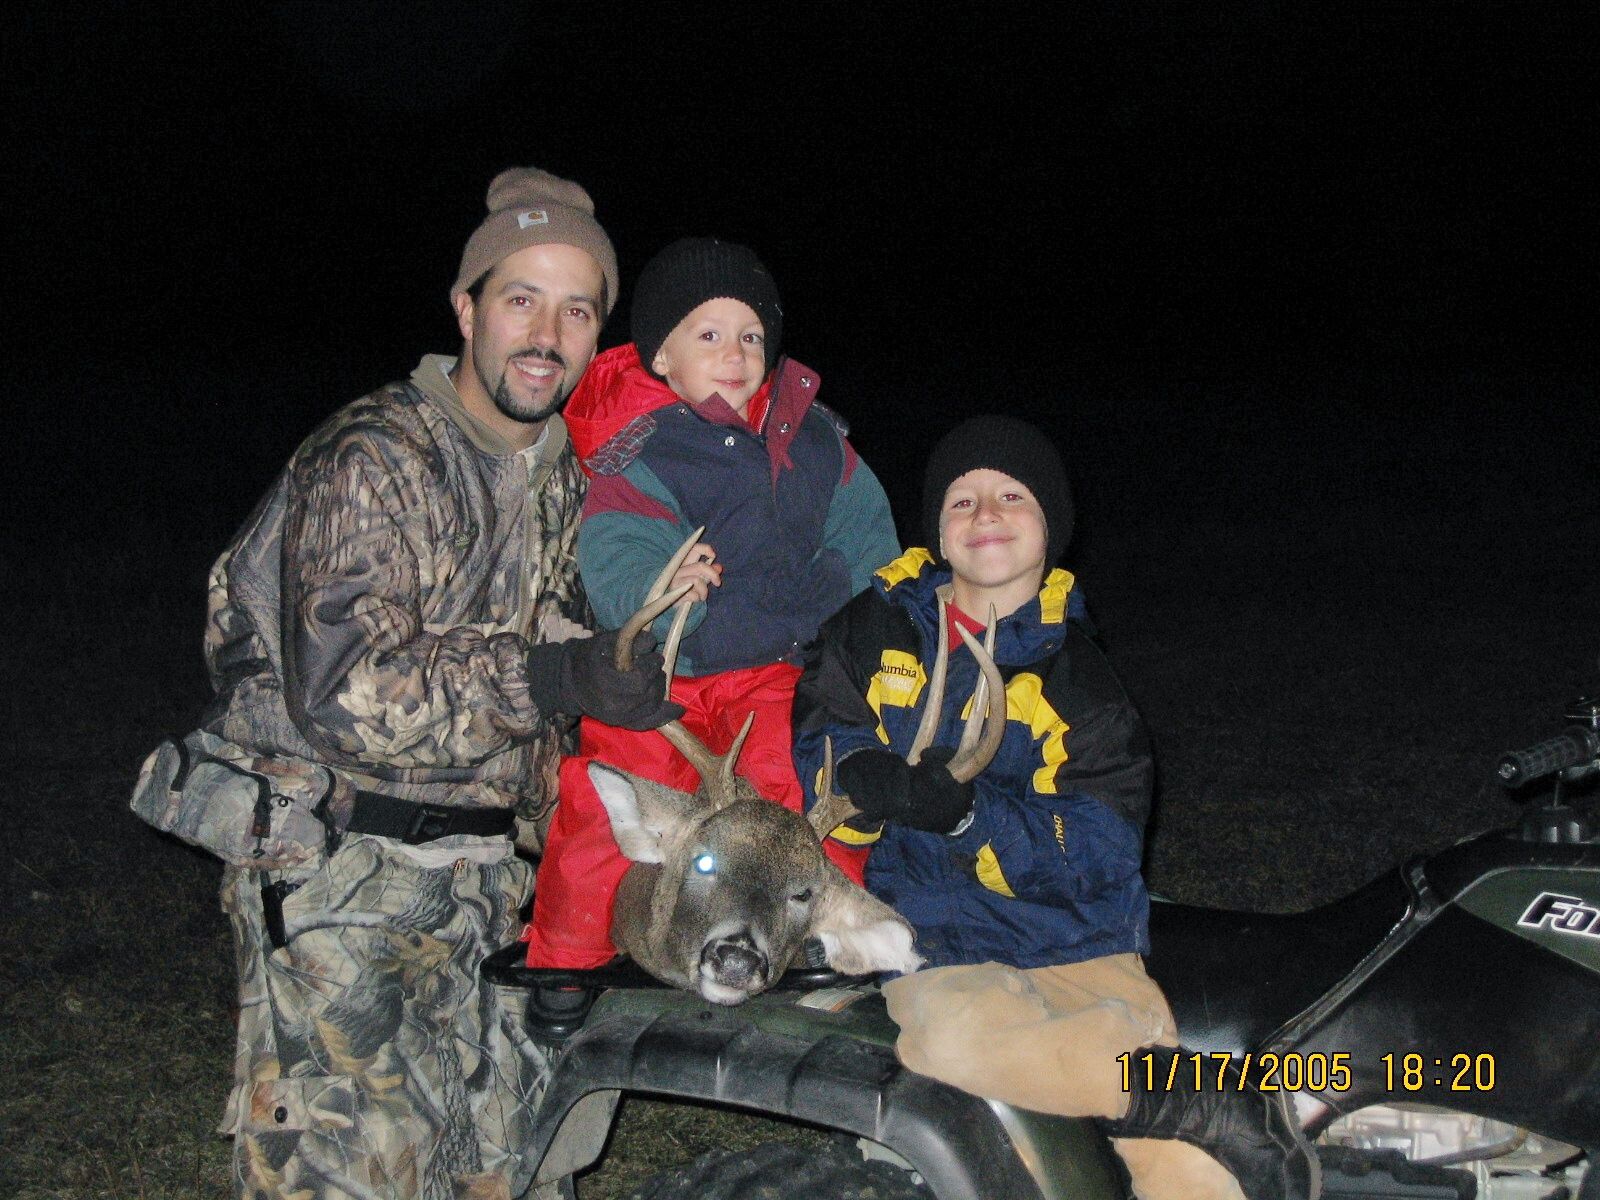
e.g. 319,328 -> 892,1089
1096,1044 -> 1320,1200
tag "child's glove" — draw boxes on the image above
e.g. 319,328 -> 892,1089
526,630 -> 685,730
835,746 -> 974,835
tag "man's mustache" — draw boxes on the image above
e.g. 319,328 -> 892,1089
512,347 -> 567,369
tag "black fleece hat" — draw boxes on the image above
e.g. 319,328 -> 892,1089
631,237 -> 784,376
922,415 -> 1075,567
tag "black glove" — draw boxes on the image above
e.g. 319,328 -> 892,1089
835,745 -> 974,835
526,630 -> 685,731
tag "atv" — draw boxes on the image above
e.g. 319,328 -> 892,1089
485,691 -> 1600,1199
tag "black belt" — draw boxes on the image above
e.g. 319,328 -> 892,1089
345,790 -> 516,845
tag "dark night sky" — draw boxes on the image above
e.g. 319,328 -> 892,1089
8,1 -> 1593,575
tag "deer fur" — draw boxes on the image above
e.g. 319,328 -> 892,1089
589,762 -> 922,1005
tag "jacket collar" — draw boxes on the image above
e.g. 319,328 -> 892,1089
564,345 -> 823,486
680,376 -> 775,432
762,357 -> 822,483
697,356 -> 821,488
410,353 -> 571,467
563,344 -> 677,462
874,548 -> 1078,664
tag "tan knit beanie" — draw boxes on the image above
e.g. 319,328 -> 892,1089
451,167 -> 619,314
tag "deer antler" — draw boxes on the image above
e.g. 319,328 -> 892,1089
614,526 -> 704,673
614,527 -> 751,809
807,737 -> 861,840
946,612 -> 1007,782
655,712 -> 754,812
903,598 -> 951,767
809,602 -> 1006,838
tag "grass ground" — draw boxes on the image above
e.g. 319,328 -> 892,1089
3,369 -> 1594,1197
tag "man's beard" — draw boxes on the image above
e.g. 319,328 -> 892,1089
486,347 -> 571,425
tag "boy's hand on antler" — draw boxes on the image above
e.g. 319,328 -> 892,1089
669,542 -> 722,605
836,745 -> 975,835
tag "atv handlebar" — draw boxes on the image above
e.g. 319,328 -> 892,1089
1496,726 -> 1600,788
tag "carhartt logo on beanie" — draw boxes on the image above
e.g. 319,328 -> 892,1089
452,167 -> 618,313
922,415 -> 1075,567
630,238 -> 784,376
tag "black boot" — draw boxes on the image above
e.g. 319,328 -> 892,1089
1096,1044 -> 1320,1200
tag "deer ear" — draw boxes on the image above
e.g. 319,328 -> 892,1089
808,862 -> 924,976
588,763 -> 666,863
588,763 -> 702,865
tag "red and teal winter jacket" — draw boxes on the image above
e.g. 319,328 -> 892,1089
793,549 -> 1153,969
573,345 -> 899,676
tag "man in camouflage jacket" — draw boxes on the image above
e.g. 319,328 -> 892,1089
191,168 -> 678,1200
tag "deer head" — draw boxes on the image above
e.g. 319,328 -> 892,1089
592,531 -> 1003,1005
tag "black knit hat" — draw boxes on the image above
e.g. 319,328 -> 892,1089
631,238 -> 783,376
921,415 -> 1075,568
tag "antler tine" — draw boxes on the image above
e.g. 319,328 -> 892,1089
905,596 -> 951,767
616,584 -> 693,672
714,712 -> 757,809
654,710 -> 756,812
946,611 -> 1007,784
655,720 -> 727,791
648,526 -> 709,605
608,528 -> 759,806
615,526 -> 707,671
610,525 -> 733,783
659,598 -> 693,697
953,605 -> 998,761
808,735 -> 863,838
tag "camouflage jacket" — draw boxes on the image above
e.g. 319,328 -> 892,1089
202,354 -> 590,817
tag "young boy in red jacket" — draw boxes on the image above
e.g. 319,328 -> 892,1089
524,237 -> 899,968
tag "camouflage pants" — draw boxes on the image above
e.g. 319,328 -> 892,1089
220,834 -> 547,1200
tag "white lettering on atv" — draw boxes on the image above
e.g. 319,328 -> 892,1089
1517,892 -> 1600,939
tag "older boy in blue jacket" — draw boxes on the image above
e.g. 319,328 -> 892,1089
794,416 -> 1318,1200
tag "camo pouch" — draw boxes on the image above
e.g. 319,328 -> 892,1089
130,730 -> 340,869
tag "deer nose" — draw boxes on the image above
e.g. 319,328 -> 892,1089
701,932 -> 767,988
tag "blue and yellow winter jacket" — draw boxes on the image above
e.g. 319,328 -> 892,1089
793,550 -> 1153,969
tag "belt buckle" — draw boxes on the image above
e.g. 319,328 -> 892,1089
407,804 -> 454,844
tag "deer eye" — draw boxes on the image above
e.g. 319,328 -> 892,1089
692,853 -> 716,875
791,887 -> 814,903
